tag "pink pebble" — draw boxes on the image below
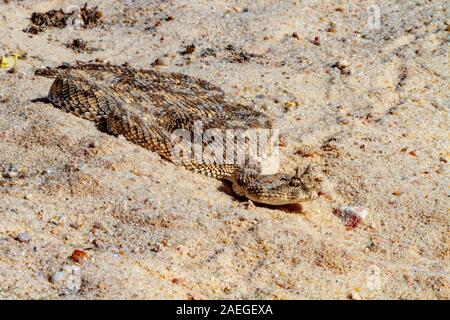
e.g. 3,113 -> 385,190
333,206 -> 368,230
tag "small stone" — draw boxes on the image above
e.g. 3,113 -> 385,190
332,60 -> 351,75
153,56 -> 172,66
89,141 -> 100,148
93,221 -> 104,230
312,36 -> 321,45
71,249 -> 89,263
69,222 -> 81,229
436,165 -> 445,174
95,58 -> 108,64
7,65 -> 17,74
51,266 -> 82,292
24,194 -> 33,200
349,291 -> 361,300
284,101 -> 299,109
18,167 -> 28,177
51,271 -> 65,284
132,168 -> 144,176
336,116 -> 350,125
327,21 -> 337,33
333,206 -> 368,230
50,215 -> 66,226
3,170 -> 17,178
292,32 -> 300,39
17,232 -> 30,243
335,60 -> 349,68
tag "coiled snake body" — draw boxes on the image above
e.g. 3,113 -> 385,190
36,63 -> 321,205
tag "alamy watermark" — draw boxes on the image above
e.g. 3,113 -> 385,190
170,121 -> 280,175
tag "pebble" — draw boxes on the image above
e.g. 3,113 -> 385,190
69,222 -> 81,230
292,32 -> 301,39
312,36 -> 321,45
3,170 -> 17,178
17,232 -> 30,243
181,44 -> 196,55
336,116 -> 350,125
327,22 -> 337,33
332,60 -> 351,75
436,165 -> 445,174
349,291 -> 362,300
50,266 -> 82,292
284,101 -> 299,109
335,60 -> 349,69
71,249 -> 89,263
333,206 -> 368,230
278,134 -> 288,147
89,141 -> 100,148
51,271 -> 65,284
153,56 -> 172,66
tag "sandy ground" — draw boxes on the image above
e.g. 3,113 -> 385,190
0,0 -> 448,299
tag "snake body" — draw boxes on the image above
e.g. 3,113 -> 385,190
36,63 -> 321,205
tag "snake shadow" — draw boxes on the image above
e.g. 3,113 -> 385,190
31,97 -> 51,104
218,183 -> 305,213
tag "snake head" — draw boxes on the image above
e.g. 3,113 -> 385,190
233,165 -> 323,205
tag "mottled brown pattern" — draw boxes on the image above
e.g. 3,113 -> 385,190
36,62 -> 321,205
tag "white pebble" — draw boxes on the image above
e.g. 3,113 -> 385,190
338,206 -> 368,219
17,232 -> 30,242
3,170 -> 17,178
350,291 -> 362,300
51,271 -> 65,284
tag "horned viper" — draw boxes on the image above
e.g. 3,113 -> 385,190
35,62 -> 321,205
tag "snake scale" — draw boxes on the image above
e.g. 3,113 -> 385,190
35,62 -> 321,205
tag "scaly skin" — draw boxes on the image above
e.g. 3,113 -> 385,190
36,62 -> 321,205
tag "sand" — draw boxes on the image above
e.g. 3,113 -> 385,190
0,0 -> 448,299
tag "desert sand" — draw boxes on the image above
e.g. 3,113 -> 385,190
0,0 -> 448,299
